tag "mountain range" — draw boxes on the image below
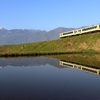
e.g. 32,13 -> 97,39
0,27 -> 75,45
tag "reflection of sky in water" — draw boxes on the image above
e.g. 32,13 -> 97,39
0,57 -> 100,100
0,57 -> 62,68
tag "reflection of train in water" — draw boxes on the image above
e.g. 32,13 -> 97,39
60,60 -> 100,76
60,24 -> 100,38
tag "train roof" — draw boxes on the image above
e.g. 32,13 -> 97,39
60,23 -> 100,34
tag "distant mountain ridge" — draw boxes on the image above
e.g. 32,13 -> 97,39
0,27 -> 3,29
0,27 -> 75,45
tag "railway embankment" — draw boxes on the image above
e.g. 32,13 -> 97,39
0,32 -> 100,57
48,54 -> 100,68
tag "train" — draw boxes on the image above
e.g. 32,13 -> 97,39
60,24 -> 100,38
60,60 -> 100,76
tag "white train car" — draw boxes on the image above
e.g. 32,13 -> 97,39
60,24 -> 100,38
60,60 -> 100,76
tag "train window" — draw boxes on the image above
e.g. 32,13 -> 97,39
99,71 -> 100,75
60,34 -> 62,36
74,31 -> 77,33
82,68 -> 97,73
63,63 -> 73,67
63,31 -> 73,35
78,66 -> 81,69
99,25 -> 100,29
74,65 -> 77,68
78,30 -> 81,32
63,33 -> 67,35
82,26 -> 97,31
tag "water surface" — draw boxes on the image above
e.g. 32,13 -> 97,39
0,56 -> 100,100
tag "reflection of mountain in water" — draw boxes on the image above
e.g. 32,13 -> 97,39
0,57 -> 64,68
1,55 -> 100,76
60,60 -> 100,76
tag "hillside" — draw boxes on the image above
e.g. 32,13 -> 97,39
0,32 -> 100,56
49,54 -> 100,68
0,27 -> 74,45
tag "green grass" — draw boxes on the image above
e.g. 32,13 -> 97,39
48,54 -> 100,68
0,32 -> 100,56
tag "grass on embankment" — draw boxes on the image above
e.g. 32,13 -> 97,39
48,54 -> 100,68
0,32 -> 100,56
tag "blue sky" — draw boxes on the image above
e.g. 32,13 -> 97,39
0,0 -> 100,31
